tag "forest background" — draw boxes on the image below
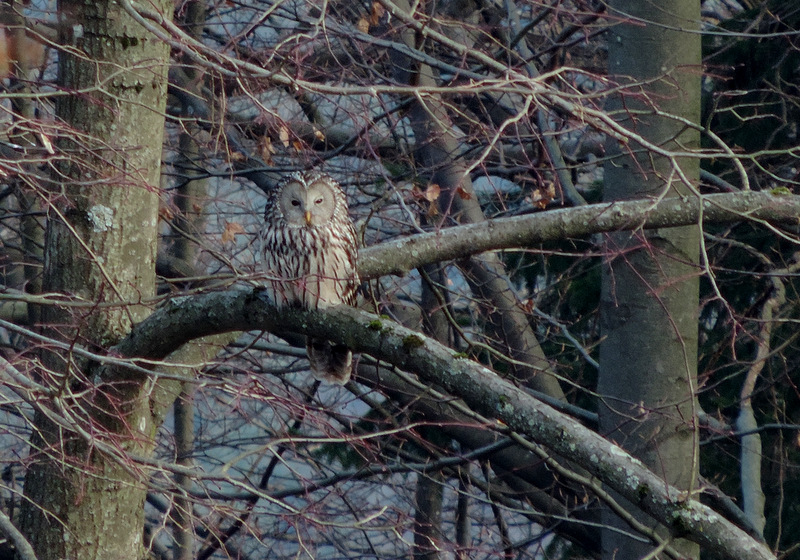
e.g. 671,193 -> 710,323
0,0 -> 798,559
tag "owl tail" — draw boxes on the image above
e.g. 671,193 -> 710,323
306,337 -> 353,384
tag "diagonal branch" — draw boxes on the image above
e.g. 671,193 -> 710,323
112,290 -> 775,560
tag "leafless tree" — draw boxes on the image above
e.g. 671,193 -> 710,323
0,1 -> 796,559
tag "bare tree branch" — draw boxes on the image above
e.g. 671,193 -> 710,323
359,191 -> 800,279
111,290 -> 776,560
0,502 -> 37,560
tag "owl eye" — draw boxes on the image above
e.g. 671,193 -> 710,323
290,199 -> 301,207
315,197 -> 324,204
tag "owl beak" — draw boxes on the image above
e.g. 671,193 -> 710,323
304,210 -> 312,225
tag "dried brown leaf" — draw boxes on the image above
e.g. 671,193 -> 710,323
279,126 -> 290,148
222,221 -> 245,244
423,183 -> 441,202
370,2 -> 385,25
456,186 -> 472,200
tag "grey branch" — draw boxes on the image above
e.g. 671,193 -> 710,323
359,191 -> 800,279
113,290 -> 775,560
0,507 -> 37,560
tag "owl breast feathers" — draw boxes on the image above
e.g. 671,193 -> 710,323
261,171 -> 360,383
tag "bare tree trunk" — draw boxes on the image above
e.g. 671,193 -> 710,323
171,0 -> 209,276
414,470 -> 445,560
385,0 -> 564,398
19,1 -> 172,558
598,1 -> 701,558
170,5 -> 207,554
173,387 -> 196,560
411,265 -> 450,559
455,472 -> 470,559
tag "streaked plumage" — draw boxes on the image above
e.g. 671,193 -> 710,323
262,171 -> 359,383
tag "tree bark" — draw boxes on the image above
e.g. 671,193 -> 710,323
411,265 -> 451,559
414,470 -> 445,560
109,290 -> 775,560
170,5 -> 208,554
386,0 -> 565,398
356,191 -> 800,281
19,1 -> 172,558
598,1 -> 701,558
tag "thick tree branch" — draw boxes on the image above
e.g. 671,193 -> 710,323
355,362 -> 601,549
0,507 -> 36,560
359,191 -> 800,279
114,289 -> 775,560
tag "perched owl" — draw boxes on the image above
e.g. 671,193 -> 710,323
261,171 -> 360,384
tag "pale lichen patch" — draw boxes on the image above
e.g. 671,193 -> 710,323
88,204 -> 115,233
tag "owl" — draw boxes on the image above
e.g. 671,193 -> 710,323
261,171 -> 360,384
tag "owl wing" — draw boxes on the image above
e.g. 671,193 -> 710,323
309,219 -> 359,309
306,219 -> 358,382
260,224 -> 306,308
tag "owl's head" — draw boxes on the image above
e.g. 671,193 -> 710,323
271,171 -> 346,228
